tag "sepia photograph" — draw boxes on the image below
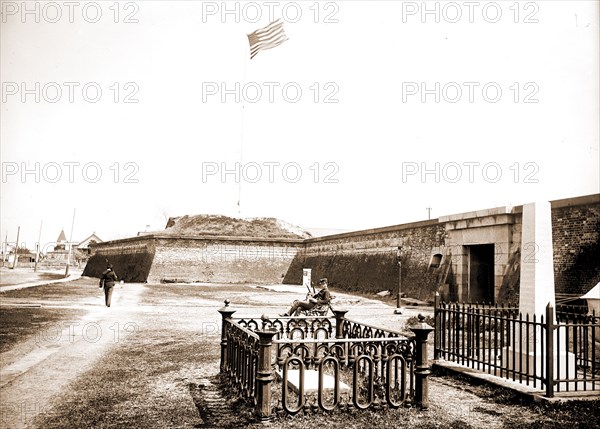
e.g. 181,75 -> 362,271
1,1 -> 599,428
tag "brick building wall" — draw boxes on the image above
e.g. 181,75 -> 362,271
551,195 -> 600,296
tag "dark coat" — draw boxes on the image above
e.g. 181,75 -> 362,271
313,288 -> 331,305
101,268 -> 118,287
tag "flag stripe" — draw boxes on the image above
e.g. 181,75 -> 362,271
247,19 -> 288,59
248,26 -> 286,45
252,18 -> 283,36
249,35 -> 288,58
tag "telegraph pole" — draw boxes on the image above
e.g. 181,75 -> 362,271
426,207 -> 432,220
11,226 -> 20,269
34,221 -> 43,272
64,209 -> 76,277
2,231 -> 6,267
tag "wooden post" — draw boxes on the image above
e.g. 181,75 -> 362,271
255,328 -> 277,421
217,300 -> 236,373
545,303 -> 555,398
410,314 -> 434,409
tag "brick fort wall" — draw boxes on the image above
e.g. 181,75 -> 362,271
283,220 -> 447,302
146,236 -> 303,284
85,195 -> 599,301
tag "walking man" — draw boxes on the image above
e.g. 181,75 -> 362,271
99,263 -> 118,307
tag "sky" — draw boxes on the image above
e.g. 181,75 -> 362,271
1,0 -> 599,251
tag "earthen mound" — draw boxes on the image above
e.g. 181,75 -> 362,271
162,215 -> 312,239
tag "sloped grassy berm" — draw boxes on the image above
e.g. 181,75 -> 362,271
163,215 -> 312,239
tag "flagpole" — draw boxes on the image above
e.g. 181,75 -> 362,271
238,42 -> 249,216
240,19 -> 288,216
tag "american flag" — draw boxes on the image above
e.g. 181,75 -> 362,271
247,19 -> 288,59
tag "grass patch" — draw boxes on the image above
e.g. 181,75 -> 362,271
0,306 -> 86,353
38,273 -> 67,281
31,324 -> 220,429
0,277 -> 99,301
430,368 -> 600,429
0,268 -> 67,287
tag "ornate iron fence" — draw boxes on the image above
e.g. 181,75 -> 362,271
434,293 -> 600,397
218,302 -> 433,420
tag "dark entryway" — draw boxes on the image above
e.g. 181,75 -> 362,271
467,244 -> 495,304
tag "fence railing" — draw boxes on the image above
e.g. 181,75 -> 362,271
433,294 -> 599,397
218,302 -> 433,420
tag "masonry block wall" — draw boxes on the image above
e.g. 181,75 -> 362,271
146,237 -> 303,284
283,220 -> 446,302
83,238 -> 155,283
84,195 -> 599,302
551,195 -> 600,296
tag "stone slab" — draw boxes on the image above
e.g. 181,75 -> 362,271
276,369 -> 350,394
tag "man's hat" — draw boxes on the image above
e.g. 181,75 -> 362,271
319,278 -> 328,285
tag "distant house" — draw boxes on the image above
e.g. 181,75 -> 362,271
46,229 -> 69,261
19,250 -> 36,263
44,230 -> 103,266
54,229 -> 68,251
76,233 -> 103,256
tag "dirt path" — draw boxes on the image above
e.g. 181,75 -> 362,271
0,283 -> 145,428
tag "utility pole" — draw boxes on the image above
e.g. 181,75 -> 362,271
12,226 -> 20,269
64,209 -> 76,277
34,221 -> 43,272
2,231 -> 6,267
426,207 -> 432,220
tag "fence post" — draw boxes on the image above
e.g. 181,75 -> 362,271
333,309 -> 349,339
410,314 -> 434,409
545,303 -> 555,398
434,292 -> 440,360
217,299 -> 236,373
255,327 -> 277,421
